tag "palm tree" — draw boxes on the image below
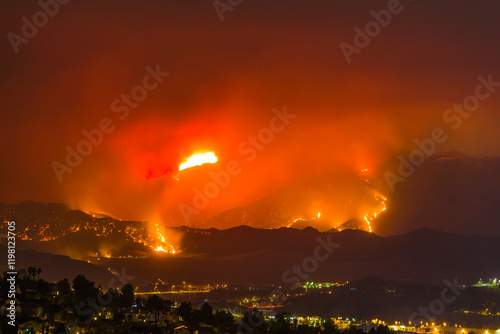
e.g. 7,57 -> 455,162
28,267 -> 36,280
36,268 -> 42,280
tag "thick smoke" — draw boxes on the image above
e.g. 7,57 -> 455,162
1,1 -> 500,233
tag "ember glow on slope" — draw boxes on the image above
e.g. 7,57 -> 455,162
364,194 -> 388,233
288,212 -> 322,228
360,169 -> 388,233
2,1 -> 500,236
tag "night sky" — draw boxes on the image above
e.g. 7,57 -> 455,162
1,0 -> 500,229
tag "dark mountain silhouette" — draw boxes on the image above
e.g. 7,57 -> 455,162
375,151 -> 500,236
2,220 -> 499,286
0,245 -> 115,286
2,151 -> 500,286
91,227 -> 500,286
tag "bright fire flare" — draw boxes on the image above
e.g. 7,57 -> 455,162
155,245 -> 176,253
179,152 -> 218,171
153,223 -> 176,254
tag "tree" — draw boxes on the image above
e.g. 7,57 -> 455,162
57,278 -> 72,298
376,325 -> 391,334
162,299 -> 173,314
72,275 -> 98,301
345,325 -> 363,334
28,266 -> 36,280
120,283 -> 135,309
36,267 -> 42,280
214,310 -> 235,333
241,309 -> 266,334
177,301 -> 193,323
322,319 -> 338,334
146,295 -> 164,323
200,301 -> 214,325
36,279 -> 51,299
268,312 -> 291,334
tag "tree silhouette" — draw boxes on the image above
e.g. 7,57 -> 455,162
345,324 -> 363,334
376,325 -> 391,334
56,278 -> 72,298
120,283 -> 135,309
269,312 -> 291,334
241,309 -> 266,334
322,319 -> 338,334
200,301 -> 214,325
28,266 -> 36,280
162,299 -> 173,314
214,310 -> 235,332
72,275 -> 98,301
178,301 -> 193,323
146,295 -> 164,323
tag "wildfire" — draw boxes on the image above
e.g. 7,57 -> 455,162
153,223 -> 176,254
287,212 -> 322,228
363,193 -> 387,233
155,245 -> 176,253
179,152 -> 218,171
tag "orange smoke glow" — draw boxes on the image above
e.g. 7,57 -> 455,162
179,152 -> 218,171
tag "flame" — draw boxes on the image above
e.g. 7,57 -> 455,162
155,245 -> 176,253
153,223 -> 176,254
179,152 -> 218,171
364,215 -> 373,233
287,212 -> 322,228
363,193 -> 387,233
